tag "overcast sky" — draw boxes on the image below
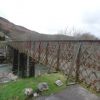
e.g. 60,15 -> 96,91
0,0 -> 100,37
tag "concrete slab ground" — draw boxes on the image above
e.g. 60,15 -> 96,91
36,85 -> 100,100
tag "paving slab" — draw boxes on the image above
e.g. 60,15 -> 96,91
36,85 -> 100,100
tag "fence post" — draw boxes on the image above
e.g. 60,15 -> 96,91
56,42 -> 60,71
17,50 -> 20,76
12,48 -> 18,74
19,53 -> 26,78
75,43 -> 82,82
26,50 -> 30,77
45,42 -> 49,65
38,42 -> 41,62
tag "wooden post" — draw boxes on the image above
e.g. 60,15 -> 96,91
27,50 -> 30,77
17,50 -> 20,76
38,42 -> 41,62
26,41 -> 35,77
45,42 -> 49,65
56,42 -> 60,71
29,57 -> 35,77
19,53 -> 26,78
75,43 -> 82,82
12,48 -> 18,74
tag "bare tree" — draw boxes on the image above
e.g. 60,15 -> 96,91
74,32 -> 98,40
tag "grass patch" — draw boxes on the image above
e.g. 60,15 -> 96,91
0,73 -> 66,100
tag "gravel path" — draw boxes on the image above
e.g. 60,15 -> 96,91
0,64 -> 12,83
35,85 -> 100,100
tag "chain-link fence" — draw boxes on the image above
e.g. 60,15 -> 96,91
6,40 -> 100,91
